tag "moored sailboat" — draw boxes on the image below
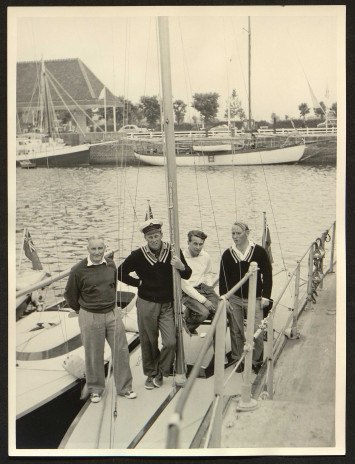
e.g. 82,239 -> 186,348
16,59 -> 90,168
134,17 -> 305,167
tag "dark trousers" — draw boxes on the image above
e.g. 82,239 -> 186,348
136,297 -> 176,377
182,283 -> 219,331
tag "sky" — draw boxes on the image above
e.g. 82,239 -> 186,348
10,5 -> 344,122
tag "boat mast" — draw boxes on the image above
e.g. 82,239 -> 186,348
157,16 -> 186,387
247,16 -> 252,132
41,58 -> 53,138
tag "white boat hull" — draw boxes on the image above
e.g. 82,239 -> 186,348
134,144 -> 305,166
16,284 -> 138,419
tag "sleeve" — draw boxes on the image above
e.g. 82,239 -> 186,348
204,254 -> 215,287
218,251 -> 228,296
179,250 -> 192,280
64,269 -> 81,312
181,279 -> 207,304
117,253 -> 141,287
260,248 -> 273,299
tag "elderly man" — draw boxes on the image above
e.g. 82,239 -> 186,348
219,222 -> 272,373
64,235 -> 136,403
117,219 -> 192,390
181,230 -> 219,335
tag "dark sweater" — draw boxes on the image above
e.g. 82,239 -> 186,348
117,243 -> 192,303
219,244 -> 272,299
64,258 -> 117,313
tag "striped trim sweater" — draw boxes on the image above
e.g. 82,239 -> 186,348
117,242 -> 192,303
219,244 -> 272,299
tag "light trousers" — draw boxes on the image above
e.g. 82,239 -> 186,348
136,297 -> 176,377
79,307 -> 133,395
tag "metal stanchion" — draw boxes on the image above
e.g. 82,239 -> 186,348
236,262 -> 258,412
286,261 -> 301,339
329,221 -> 336,273
209,299 -> 227,448
265,313 -> 274,399
306,244 -> 315,311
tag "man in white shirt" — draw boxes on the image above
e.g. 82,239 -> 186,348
182,230 -> 219,335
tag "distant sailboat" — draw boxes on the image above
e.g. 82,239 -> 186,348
16,59 -> 90,167
134,17 -> 305,167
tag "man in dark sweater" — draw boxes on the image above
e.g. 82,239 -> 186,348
219,222 -> 272,372
64,235 -> 136,403
117,219 -> 192,390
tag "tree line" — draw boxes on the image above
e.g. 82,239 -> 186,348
87,89 -> 337,131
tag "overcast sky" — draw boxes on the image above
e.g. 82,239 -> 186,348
10,5 -> 344,122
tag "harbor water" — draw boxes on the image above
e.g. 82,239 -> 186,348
15,163 -> 336,284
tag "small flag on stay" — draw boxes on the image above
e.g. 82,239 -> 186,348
263,225 -> 274,264
145,201 -> 153,221
23,228 -> 43,270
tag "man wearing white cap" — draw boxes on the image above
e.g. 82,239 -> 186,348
117,219 -> 192,390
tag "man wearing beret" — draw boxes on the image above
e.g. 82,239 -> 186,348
117,220 -> 192,390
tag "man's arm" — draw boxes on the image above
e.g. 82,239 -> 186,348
204,254 -> 215,287
181,279 -> 207,304
179,250 -> 192,280
64,270 -> 81,313
117,254 -> 141,287
260,248 -> 273,299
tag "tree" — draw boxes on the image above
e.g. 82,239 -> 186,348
173,99 -> 187,126
270,113 -> 280,123
191,92 -> 219,125
224,89 -> 245,120
298,102 -> 310,120
140,96 -> 161,127
330,102 -> 337,117
314,101 -> 326,119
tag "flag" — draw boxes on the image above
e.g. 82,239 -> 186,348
145,201 -> 153,221
262,224 -> 274,264
23,228 -> 43,270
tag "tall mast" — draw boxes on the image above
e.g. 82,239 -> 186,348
41,58 -> 53,137
157,17 -> 186,387
248,17 -> 252,132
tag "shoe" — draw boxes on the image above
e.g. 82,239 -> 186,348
90,393 -> 101,403
189,329 -> 198,335
182,318 -> 192,336
153,373 -> 163,388
252,362 -> 262,374
145,376 -> 155,390
124,390 -> 137,399
236,361 -> 244,373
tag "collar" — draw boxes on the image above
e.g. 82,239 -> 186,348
184,248 -> 206,259
231,240 -> 255,262
87,256 -> 107,267
142,241 -> 170,265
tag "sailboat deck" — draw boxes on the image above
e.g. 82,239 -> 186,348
221,269 -> 337,449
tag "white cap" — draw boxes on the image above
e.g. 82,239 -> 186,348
139,219 -> 163,234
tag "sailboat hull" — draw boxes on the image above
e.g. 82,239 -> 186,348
16,144 -> 90,167
134,143 -> 305,166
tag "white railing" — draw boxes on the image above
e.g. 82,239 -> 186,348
124,127 -> 336,140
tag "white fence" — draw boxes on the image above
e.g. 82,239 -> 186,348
125,126 -> 337,140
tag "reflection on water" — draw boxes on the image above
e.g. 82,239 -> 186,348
14,163 -> 336,300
